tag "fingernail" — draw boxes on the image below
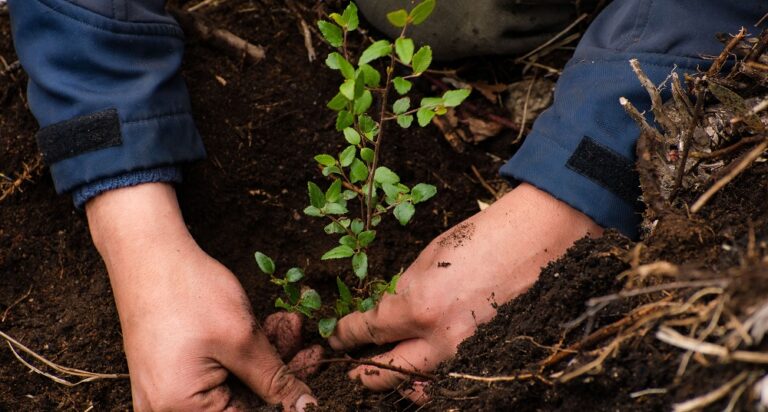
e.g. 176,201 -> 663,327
295,394 -> 317,412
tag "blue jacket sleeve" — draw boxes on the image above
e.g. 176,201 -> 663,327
7,0 -> 206,197
500,0 -> 767,238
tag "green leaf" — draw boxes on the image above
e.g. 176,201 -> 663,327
300,289 -> 322,310
286,268 -> 304,283
357,230 -> 376,247
324,221 -> 346,234
318,318 -> 338,338
325,179 -> 342,203
393,77 -> 413,95
354,90 -> 373,115
386,9 -> 409,27
317,21 -> 343,47
295,305 -> 313,318
340,79 -> 356,100
314,154 -> 336,167
342,2 -> 359,30
443,89 -> 471,107
354,70 -> 366,98
335,300 -> 351,317
284,283 -> 300,305
339,234 -> 356,248
322,245 -> 355,259
342,128 -> 361,145
382,182 -> 404,202
275,297 -> 292,311
411,183 -> 437,203
337,277 -> 353,303
339,145 -> 356,167
394,201 -> 416,225
322,165 -> 342,177
358,115 -> 377,135
352,252 -> 368,280
412,46 -> 432,74
359,64 -> 381,87
254,252 -> 275,275
323,202 -> 348,215
371,215 -> 382,226
395,38 -> 415,64
374,166 -> 400,185
397,114 -> 414,128
420,97 -> 444,108
308,182 -> 326,208
387,274 -> 401,294
325,52 -> 355,79
336,111 -> 354,130
342,189 -> 358,201
350,218 -> 364,234
327,92 -> 349,112
359,40 -> 392,65
303,205 -> 322,217
393,97 -> 411,114
329,12 -> 345,27
417,107 -> 435,127
360,147 -> 375,163
409,0 -> 436,25
349,159 -> 368,183
357,297 -> 375,312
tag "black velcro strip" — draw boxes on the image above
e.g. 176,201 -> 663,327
36,108 -> 123,164
566,137 -> 641,205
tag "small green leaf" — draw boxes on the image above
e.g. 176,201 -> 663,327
337,277 -> 353,303
322,165 -> 342,177
339,145 -> 356,167
393,77 -> 413,95
412,46 -> 432,74
300,289 -> 322,310
349,159 -> 368,183
325,52 -> 355,79
336,300 -> 351,317
324,221 -> 346,234
318,318 -> 338,338
352,252 -> 368,280
386,9 -> 409,27
395,38 -> 415,64
342,2 -> 359,30
359,64 -> 381,87
357,297 -> 375,312
397,114 -> 414,128
275,297 -> 292,310
254,252 -> 275,275
286,268 -> 304,283
323,202 -> 348,215
417,107 -> 435,127
303,205 -> 322,217
342,189 -> 358,200
342,128 -> 361,145
340,79 -> 356,100
358,230 -> 376,247
371,215 -> 382,226
411,183 -> 437,203
360,147 -> 375,163
284,283 -> 301,305
327,92 -> 349,112
354,90 -> 373,115
359,40 -> 392,65
393,97 -> 411,114
336,111 -> 354,130
354,70 -> 366,99
420,97 -> 443,108
329,12 -> 345,27
325,179 -> 342,203
409,0 -> 436,25
339,235 -> 357,248
358,115 -> 377,135
308,182 -> 326,208
317,21 -> 343,47
322,245 -> 355,259
443,89 -> 471,107
350,218 -> 364,234
382,182 -> 404,202
314,154 -> 336,167
394,201 -> 416,225
387,274 -> 401,294
374,166 -> 400,185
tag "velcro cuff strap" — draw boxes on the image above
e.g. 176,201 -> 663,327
566,137 -> 641,206
36,108 -> 123,164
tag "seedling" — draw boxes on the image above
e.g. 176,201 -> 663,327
256,0 -> 470,338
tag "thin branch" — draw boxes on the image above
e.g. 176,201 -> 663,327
672,371 -> 748,412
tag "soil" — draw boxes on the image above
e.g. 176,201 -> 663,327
2,1 -> 768,411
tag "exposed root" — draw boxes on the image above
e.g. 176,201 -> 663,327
0,156 -> 43,203
170,8 -> 266,63
672,371 -> 748,412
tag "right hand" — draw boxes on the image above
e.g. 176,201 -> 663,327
86,183 -> 317,411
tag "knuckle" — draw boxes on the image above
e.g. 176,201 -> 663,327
260,364 -> 301,404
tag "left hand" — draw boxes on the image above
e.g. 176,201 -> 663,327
328,183 -> 603,402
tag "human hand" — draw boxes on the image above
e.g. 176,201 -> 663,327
328,183 -> 603,402
86,183 -> 317,411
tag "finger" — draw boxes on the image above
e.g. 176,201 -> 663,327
263,312 -> 304,360
221,330 -> 316,411
399,381 -> 430,405
328,293 -> 415,351
348,338 -> 442,392
287,345 -> 324,380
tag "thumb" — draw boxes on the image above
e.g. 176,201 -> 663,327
222,330 -> 317,411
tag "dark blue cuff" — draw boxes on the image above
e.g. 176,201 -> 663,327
72,166 -> 182,209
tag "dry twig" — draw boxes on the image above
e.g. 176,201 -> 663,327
170,8 -> 265,63
672,371 -> 748,412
